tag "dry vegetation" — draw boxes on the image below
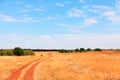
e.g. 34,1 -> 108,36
0,56 -> 40,80
35,51 -> 120,80
0,50 -> 120,80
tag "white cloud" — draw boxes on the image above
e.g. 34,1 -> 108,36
92,5 -> 112,10
34,8 -> 45,11
56,3 -> 64,7
0,14 -> 40,22
79,0 -> 85,3
115,0 -> 120,11
68,8 -> 85,17
102,11 -> 120,24
46,15 -> 63,20
88,4 -> 120,24
19,9 -> 30,13
0,14 -> 15,22
0,33 -> 120,49
103,11 -> 116,16
56,23 -> 82,33
55,1 -> 70,7
83,18 -> 98,26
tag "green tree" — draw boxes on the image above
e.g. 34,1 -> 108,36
94,48 -> 102,51
13,47 -> 24,56
75,48 -> 79,52
80,48 -> 85,52
86,48 -> 92,51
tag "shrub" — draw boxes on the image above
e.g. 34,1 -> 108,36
0,50 -> 15,56
80,48 -> 85,52
86,48 -> 92,51
13,47 -> 24,56
59,49 -> 69,53
23,50 -> 35,56
75,48 -> 79,52
94,48 -> 102,51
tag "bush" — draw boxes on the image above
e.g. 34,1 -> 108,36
94,48 -> 102,51
0,50 -> 15,56
80,48 -> 85,52
86,48 -> 92,51
0,47 -> 35,56
59,49 -> 70,53
24,50 -> 35,56
75,48 -> 79,52
13,47 -> 24,56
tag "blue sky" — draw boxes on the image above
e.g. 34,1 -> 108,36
0,0 -> 120,49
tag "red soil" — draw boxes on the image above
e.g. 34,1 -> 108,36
4,54 -> 52,80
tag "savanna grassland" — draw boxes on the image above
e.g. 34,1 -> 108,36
0,50 -> 120,80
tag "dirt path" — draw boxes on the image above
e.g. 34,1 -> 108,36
4,54 -> 52,80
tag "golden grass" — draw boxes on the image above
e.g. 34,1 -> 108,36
1,51 -> 120,80
0,56 -> 41,80
35,51 -> 120,80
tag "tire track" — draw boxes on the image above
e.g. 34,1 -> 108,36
23,55 -> 52,80
4,54 -> 52,80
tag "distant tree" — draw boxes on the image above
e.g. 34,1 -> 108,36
94,48 -> 102,51
75,48 -> 79,52
13,47 -> 24,56
80,48 -> 85,52
59,49 -> 69,53
86,48 -> 92,51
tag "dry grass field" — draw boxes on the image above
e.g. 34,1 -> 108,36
35,51 -> 120,80
0,56 -> 41,80
0,50 -> 120,80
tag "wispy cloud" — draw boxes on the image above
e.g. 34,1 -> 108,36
19,9 -> 30,13
46,15 -> 63,20
1,33 -> 120,49
56,3 -> 64,7
83,18 -> 98,26
115,0 -> 120,11
0,14 -> 16,22
79,0 -> 85,3
34,8 -> 45,12
0,14 -> 40,22
56,23 -> 82,33
68,8 -> 85,17
102,11 -> 120,24
55,1 -> 70,7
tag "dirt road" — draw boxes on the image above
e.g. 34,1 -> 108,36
4,54 -> 52,80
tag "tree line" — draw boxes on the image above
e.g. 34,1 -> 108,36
0,47 -> 35,56
0,47 -> 102,56
59,48 -> 102,53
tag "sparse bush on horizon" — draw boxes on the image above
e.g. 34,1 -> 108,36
75,48 -> 80,52
86,48 -> 92,51
59,48 -> 102,53
0,49 -> 15,56
94,48 -> 102,51
80,48 -> 85,52
59,49 -> 73,53
24,50 -> 35,56
0,47 -> 35,56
